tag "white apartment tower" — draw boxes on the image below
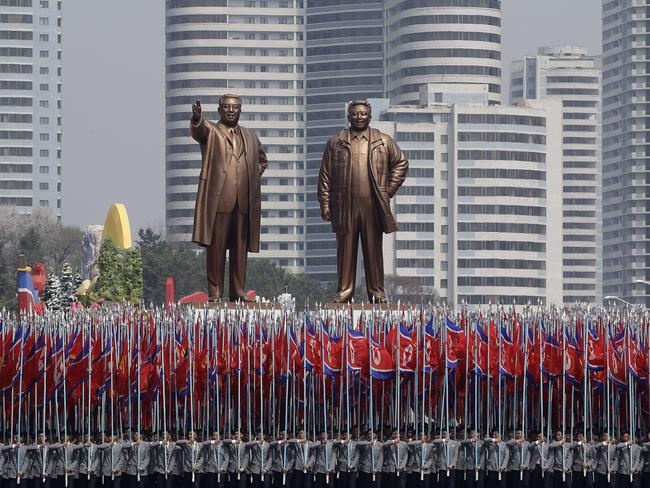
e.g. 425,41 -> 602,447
0,0 -> 62,218
165,0 -> 306,273
385,0 -> 502,105
602,0 -> 650,305
374,84 -> 564,307
510,45 -> 602,305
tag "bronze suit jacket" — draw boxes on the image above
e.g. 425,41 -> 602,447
318,128 -> 408,234
190,118 -> 267,251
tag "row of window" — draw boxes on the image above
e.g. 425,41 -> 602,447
457,276 -> 546,289
458,204 -> 546,217
457,186 -> 546,199
395,240 -> 435,250
404,150 -> 434,160
457,221 -> 546,235
388,64 -> 501,83
458,240 -> 545,252
0,180 -> 32,189
458,131 -> 545,145
387,14 -> 500,31
0,130 -> 32,140
0,80 -> 32,90
458,150 -> 546,163
458,258 -> 545,270
396,203 -> 435,215
396,258 -> 434,269
388,0 -> 501,16
458,113 -> 546,126
0,164 -> 31,173
457,168 -> 545,181
306,27 -> 383,41
388,48 -> 501,64
0,196 -> 31,206
306,10 -> 382,24
307,59 -> 382,73
405,168 -> 435,178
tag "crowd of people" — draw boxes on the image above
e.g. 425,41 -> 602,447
2,427 -> 650,488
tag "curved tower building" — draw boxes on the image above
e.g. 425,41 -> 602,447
385,0 -> 502,105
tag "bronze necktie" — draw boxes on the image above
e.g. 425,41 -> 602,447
229,128 -> 238,157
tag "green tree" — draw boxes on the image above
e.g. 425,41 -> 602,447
138,228 -> 204,305
124,246 -> 143,302
93,236 -> 126,302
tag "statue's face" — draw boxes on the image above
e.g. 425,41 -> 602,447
347,104 -> 371,132
218,97 -> 242,127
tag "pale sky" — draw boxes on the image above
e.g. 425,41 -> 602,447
60,0 -> 601,235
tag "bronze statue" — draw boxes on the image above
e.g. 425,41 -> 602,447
190,95 -> 267,302
318,100 -> 408,303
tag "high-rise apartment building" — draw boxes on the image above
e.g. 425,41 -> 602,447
510,45 -> 601,305
374,84 -> 564,306
385,0 -> 502,105
165,0 -> 306,273
0,0 -> 62,218
602,0 -> 650,305
303,0 -> 385,282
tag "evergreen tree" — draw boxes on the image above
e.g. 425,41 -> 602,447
59,261 -> 78,308
93,237 -> 125,302
124,247 -> 143,302
42,273 -> 62,310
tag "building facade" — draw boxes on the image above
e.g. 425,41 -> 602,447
374,84 -> 563,307
601,0 -> 650,305
165,0 -> 306,273
510,45 -> 602,305
384,0 -> 502,105
0,0 -> 62,218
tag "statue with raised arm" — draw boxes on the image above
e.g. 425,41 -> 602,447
190,95 -> 267,303
318,100 -> 408,303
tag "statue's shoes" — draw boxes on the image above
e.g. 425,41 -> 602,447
208,296 -> 222,303
331,295 -> 351,304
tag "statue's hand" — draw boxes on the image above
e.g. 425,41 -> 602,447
321,208 -> 331,221
191,99 -> 202,123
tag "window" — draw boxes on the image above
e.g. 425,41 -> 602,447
441,225 -> 448,235
39,67 -> 49,74
39,182 -> 48,190
39,133 -> 49,141
39,165 -> 49,174
39,199 -> 49,207
40,0 -> 49,6
40,100 -> 49,108
39,149 -> 49,157
39,34 -> 49,42
40,83 -> 48,91
441,243 -> 448,253
39,17 -> 48,25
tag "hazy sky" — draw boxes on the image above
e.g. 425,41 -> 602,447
61,0 -> 601,235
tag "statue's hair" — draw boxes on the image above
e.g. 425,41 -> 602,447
219,94 -> 242,106
348,99 -> 372,114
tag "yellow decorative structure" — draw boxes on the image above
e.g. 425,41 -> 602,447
102,203 -> 132,249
